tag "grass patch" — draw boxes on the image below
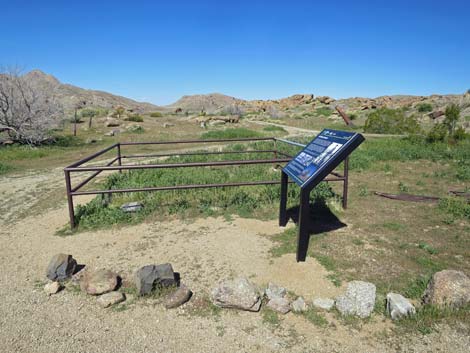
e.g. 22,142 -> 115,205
185,296 -> 222,318
300,308 -> 328,327
201,128 -> 264,140
150,112 -> 163,118
395,304 -> 470,335
262,308 -> 281,327
438,197 -> 470,220
348,136 -> 470,172
0,161 -> 13,175
262,125 -> 287,133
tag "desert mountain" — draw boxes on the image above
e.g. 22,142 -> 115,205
22,70 -> 161,113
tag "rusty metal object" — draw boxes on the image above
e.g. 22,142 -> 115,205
374,191 -> 440,203
428,111 -> 445,119
335,106 -> 356,127
449,190 -> 470,200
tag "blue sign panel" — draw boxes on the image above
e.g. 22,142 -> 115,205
283,129 -> 359,188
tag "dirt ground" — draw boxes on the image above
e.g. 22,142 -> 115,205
1,167 -> 469,353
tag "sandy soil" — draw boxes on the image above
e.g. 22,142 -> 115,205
0,168 -> 469,353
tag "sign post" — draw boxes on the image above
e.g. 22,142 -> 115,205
279,129 -> 365,262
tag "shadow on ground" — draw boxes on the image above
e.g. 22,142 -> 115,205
286,200 -> 347,236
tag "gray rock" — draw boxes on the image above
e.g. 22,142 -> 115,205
267,297 -> 291,314
265,282 -> 287,300
80,269 -> 119,295
134,263 -> 176,296
121,202 -> 143,213
44,281 -> 62,295
386,293 -> 415,320
105,118 -> 120,127
423,270 -> 470,308
312,298 -> 335,311
164,284 -> 192,309
291,297 -> 308,312
336,281 -> 376,318
46,253 -> 77,281
97,291 -> 125,308
211,277 -> 261,312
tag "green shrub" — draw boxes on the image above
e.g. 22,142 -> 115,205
150,112 -> 163,118
125,114 -> 144,122
315,107 -> 332,117
444,104 -> 460,136
426,123 -> 448,142
364,108 -> 421,134
453,127 -> 468,141
201,128 -> 263,140
438,197 -> 470,220
348,113 -> 357,120
416,103 -> 433,113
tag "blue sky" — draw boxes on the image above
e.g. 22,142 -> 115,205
1,0 -> 469,105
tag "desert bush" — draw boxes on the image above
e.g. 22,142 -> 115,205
125,114 -> 144,122
364,108 -> 421,134
416,103 -> 433,113
0,67 -> 63,145
112,106 -> 125,119
443,104 -> 460,136
150,112 -> 163,118
127,125 -> 145,133
348,113 -> 357,120
426,123 -> 448,142
315,107 -> 332,117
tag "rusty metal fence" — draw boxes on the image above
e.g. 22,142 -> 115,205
64,137 -> 349,229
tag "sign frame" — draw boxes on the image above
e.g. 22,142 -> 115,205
279,129 -> 365,262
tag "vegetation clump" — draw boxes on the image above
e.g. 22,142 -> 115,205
416,103 -> 433,113
125,114 -> 144,122
150,112 -> 163,117
364,108 -> 420,134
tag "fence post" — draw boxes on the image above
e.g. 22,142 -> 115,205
64,170 -> 75,229
117,143 -> 122,174
342,157 -> 349,209
279,171 -> 288,226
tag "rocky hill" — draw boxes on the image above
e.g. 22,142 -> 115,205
22,70 -> 161,113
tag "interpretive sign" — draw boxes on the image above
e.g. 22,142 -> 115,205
283,129 -> 363,189
279,129 -> 365,262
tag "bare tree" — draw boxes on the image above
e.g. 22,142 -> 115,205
224,104 -> 245,116
0,67 -> 62,145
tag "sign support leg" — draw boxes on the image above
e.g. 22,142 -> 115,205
279,171 -> 288,226
297,189 -> 310,262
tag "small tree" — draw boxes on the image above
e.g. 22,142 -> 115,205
112,106 -> 125,119
81,108 -> 99,128
443,104 -> 460,137
0,67 -> 62,144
